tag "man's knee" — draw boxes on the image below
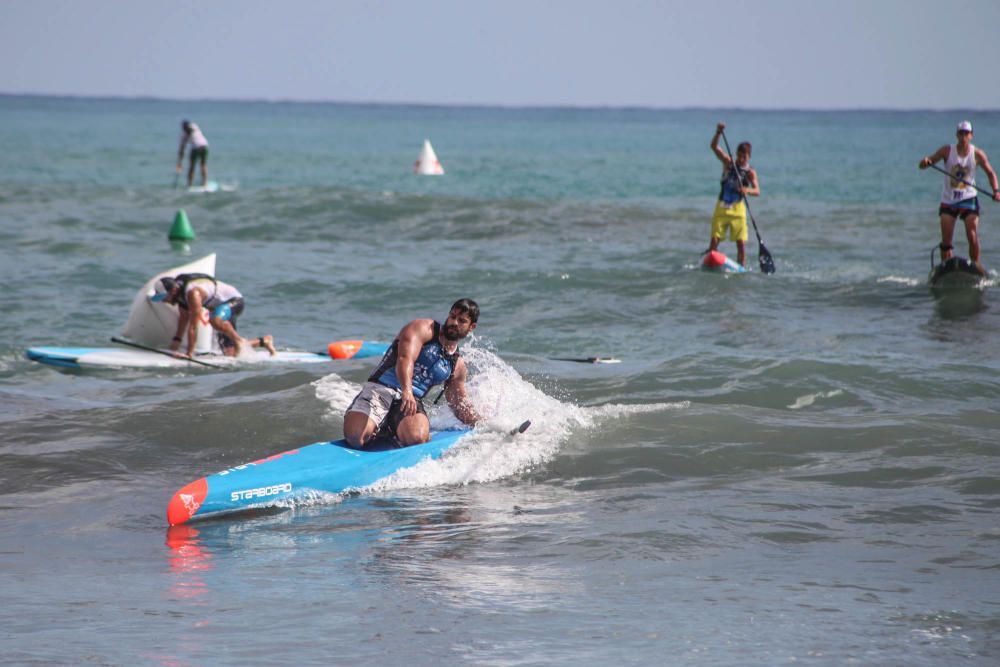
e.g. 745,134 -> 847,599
396,416 -> 430,446
344,411 -> 373,441
397,432 -> 430,446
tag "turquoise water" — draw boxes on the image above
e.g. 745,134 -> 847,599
2,95 -> 1000,665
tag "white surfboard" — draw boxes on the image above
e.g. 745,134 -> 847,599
25,346 -> 331,369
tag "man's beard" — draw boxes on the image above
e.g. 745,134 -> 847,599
442,325 -> 465,341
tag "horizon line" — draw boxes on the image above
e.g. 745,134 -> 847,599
1,91 -> 997,114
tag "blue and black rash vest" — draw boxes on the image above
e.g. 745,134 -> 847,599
719,162 -> 752,206
369,321 -> 460,399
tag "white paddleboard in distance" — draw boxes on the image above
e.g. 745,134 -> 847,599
186,181 -> 237,193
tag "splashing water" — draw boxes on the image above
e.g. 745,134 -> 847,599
309,344 -> 689,497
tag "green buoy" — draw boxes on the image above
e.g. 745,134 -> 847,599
168,209 -> 195,241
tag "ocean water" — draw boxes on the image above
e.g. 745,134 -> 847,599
2,95 -> 999,665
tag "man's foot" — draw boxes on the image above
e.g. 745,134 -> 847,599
263,335 -> 277,356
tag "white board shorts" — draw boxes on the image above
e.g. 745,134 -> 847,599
346,382 -> 402,427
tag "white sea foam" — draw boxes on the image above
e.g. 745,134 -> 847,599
788,389 -> 843,410
877,275 -> 920,287
312,371 -> 356,421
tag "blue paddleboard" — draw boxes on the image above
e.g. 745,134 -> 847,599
26,340 -> 389,370
167,429 -> 470,524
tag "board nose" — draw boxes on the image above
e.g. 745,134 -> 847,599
167,477 -> 208,525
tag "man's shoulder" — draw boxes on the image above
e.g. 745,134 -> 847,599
400,318 -> 437,338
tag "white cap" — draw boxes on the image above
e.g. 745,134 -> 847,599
957,120 -> 973,133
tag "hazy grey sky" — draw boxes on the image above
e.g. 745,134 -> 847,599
3,0 -> 998,109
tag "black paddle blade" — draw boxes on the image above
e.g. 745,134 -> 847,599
550,356 -> 621,364
509,420 -> 531,436
758,242 -> 776,274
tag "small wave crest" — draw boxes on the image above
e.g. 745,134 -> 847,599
877,275 -> 920,287
787,389 -> 843,410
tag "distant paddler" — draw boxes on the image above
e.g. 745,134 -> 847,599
152,274 -> 277,358
708,122 -> 760,268
344,299 -> 481,448
176,120 -> 210,188
919,121 -> 1000,273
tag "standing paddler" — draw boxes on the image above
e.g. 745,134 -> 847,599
176,120 -> 210,188
919,121 -> 1000,273
708,122 -> 760,268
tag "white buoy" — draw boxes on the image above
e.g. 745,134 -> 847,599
414,139 -> 445,175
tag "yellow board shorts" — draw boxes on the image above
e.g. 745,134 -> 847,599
710,200 -> 748,242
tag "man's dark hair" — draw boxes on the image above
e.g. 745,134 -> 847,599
450,298 -> 479,323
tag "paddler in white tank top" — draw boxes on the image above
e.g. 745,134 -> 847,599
919,121 -> 1000,269
176,120 -> 210,187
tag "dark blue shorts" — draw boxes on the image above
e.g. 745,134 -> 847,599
939,197 -> 980,220
189,146 -> 208,164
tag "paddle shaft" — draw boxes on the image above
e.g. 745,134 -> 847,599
110,336 -> 223,368
928,163 -> 998,200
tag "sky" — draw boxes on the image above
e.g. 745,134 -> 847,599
2,0 -> 999,110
